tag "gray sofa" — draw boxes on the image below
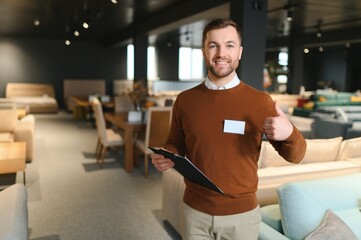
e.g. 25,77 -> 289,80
0,184 -> 28,240
310,109 -> 361,139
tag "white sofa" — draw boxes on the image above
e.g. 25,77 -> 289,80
257,136 -> 361,206
0,183 -> 28,240
162,136 -> 361,235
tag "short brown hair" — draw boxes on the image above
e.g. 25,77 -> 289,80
202,18 -> 242,47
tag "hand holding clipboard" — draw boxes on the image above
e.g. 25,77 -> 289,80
149,147 -> 223,195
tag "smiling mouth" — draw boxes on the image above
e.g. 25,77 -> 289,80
214,60 -> 229,65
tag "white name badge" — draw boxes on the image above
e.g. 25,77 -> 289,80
223,120 -> 245,135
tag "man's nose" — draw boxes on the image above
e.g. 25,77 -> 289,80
217,46 -> 226,56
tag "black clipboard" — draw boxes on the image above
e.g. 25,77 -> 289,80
149,147 -> 224,195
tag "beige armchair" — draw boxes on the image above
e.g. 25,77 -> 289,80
0,109 -> 35,162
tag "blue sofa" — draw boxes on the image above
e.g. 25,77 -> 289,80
259,173 -> 361,240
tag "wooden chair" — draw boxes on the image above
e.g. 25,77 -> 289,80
91,98 -> 124,168
135,106 -> 172,178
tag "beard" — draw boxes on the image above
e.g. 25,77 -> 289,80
207,58 -> 239,79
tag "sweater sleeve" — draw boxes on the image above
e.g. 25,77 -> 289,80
265,99 -> 307,164
269,125 -> 307,164
164,97 -> 186,156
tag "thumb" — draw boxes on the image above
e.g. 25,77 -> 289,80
274,101 -> 285,116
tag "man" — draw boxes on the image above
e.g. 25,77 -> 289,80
151,18 -> 306,240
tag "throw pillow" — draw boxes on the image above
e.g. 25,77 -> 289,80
0,109 -> 17,132
301,137 -> 342,163
259,141 -> 293,168
305,209 -> 358,240
337,136 -> 361,160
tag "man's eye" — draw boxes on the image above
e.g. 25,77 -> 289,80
227,44 -> 234,48
209,45 -> 216,49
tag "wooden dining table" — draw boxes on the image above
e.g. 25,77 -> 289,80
104,112 -> 146,172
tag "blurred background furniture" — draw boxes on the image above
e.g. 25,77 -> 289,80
114,95 -> 134,113
135,106 -> 172,178
309,110 -> 361,139
0,109 -> 35,162
0,98 -> 28,119
0,183 -> 28,240
63,79 -> 105,112
287,115 -> 314,139
0,142 -> 26,185
104,112 -> 146,172
6,83 -> 58,113
91,98 -> 123,168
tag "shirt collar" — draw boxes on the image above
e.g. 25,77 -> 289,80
204,75 -> 240,90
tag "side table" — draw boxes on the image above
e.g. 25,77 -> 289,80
0,142 -> 26,185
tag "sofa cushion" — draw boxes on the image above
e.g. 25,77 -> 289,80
277,173 -> 361,240
334,208 -> 361,237
259,141 -> 293,168
305,209 -> 357,240
258,161 -> 361,185
0,109 -> 17,132
260,204 -> 283,233
301,137 -> 342,163
337,136 -> 361,160
0,133 -> 14,142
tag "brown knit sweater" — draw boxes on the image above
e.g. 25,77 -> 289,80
164,82 -> 306,215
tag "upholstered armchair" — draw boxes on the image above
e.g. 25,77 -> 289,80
0,109 -> 35,162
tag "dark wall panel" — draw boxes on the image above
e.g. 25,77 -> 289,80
0,37 -> 127,108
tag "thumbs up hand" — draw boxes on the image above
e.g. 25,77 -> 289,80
263,102 -> 293,141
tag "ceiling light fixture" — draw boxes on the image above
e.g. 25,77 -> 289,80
111,0 -> 118,4
74,30 -> 80,37
304,48 -> 309,54
34,19 -> 40,26
316,19 -> 322,38
65,40 -> 71,46
83,21 -> 89,29
286,9 -> 293,22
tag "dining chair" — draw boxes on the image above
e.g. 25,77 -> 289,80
135,106 -> 172,178
91,98 -> 124,168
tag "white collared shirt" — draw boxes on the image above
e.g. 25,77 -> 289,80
204,75 -> 241,90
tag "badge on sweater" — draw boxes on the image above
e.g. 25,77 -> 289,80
223,120 -> 245,135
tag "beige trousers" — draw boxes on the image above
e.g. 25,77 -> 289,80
181,203 -> 261,240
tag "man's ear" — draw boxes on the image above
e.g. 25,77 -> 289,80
239,46 -> 243,60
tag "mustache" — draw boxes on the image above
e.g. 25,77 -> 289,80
212,58 -> 230,62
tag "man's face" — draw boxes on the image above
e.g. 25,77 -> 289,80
202,26 -> 243,80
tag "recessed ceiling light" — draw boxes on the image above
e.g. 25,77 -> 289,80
74,30 -> 80,37
111,0 -> 118,4
304,48 -> 309,54
34,19 -> 40,26
83,22 -> 89,29
65,40 -> 71,46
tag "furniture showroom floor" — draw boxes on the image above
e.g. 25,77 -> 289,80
12,111 -> 179,240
